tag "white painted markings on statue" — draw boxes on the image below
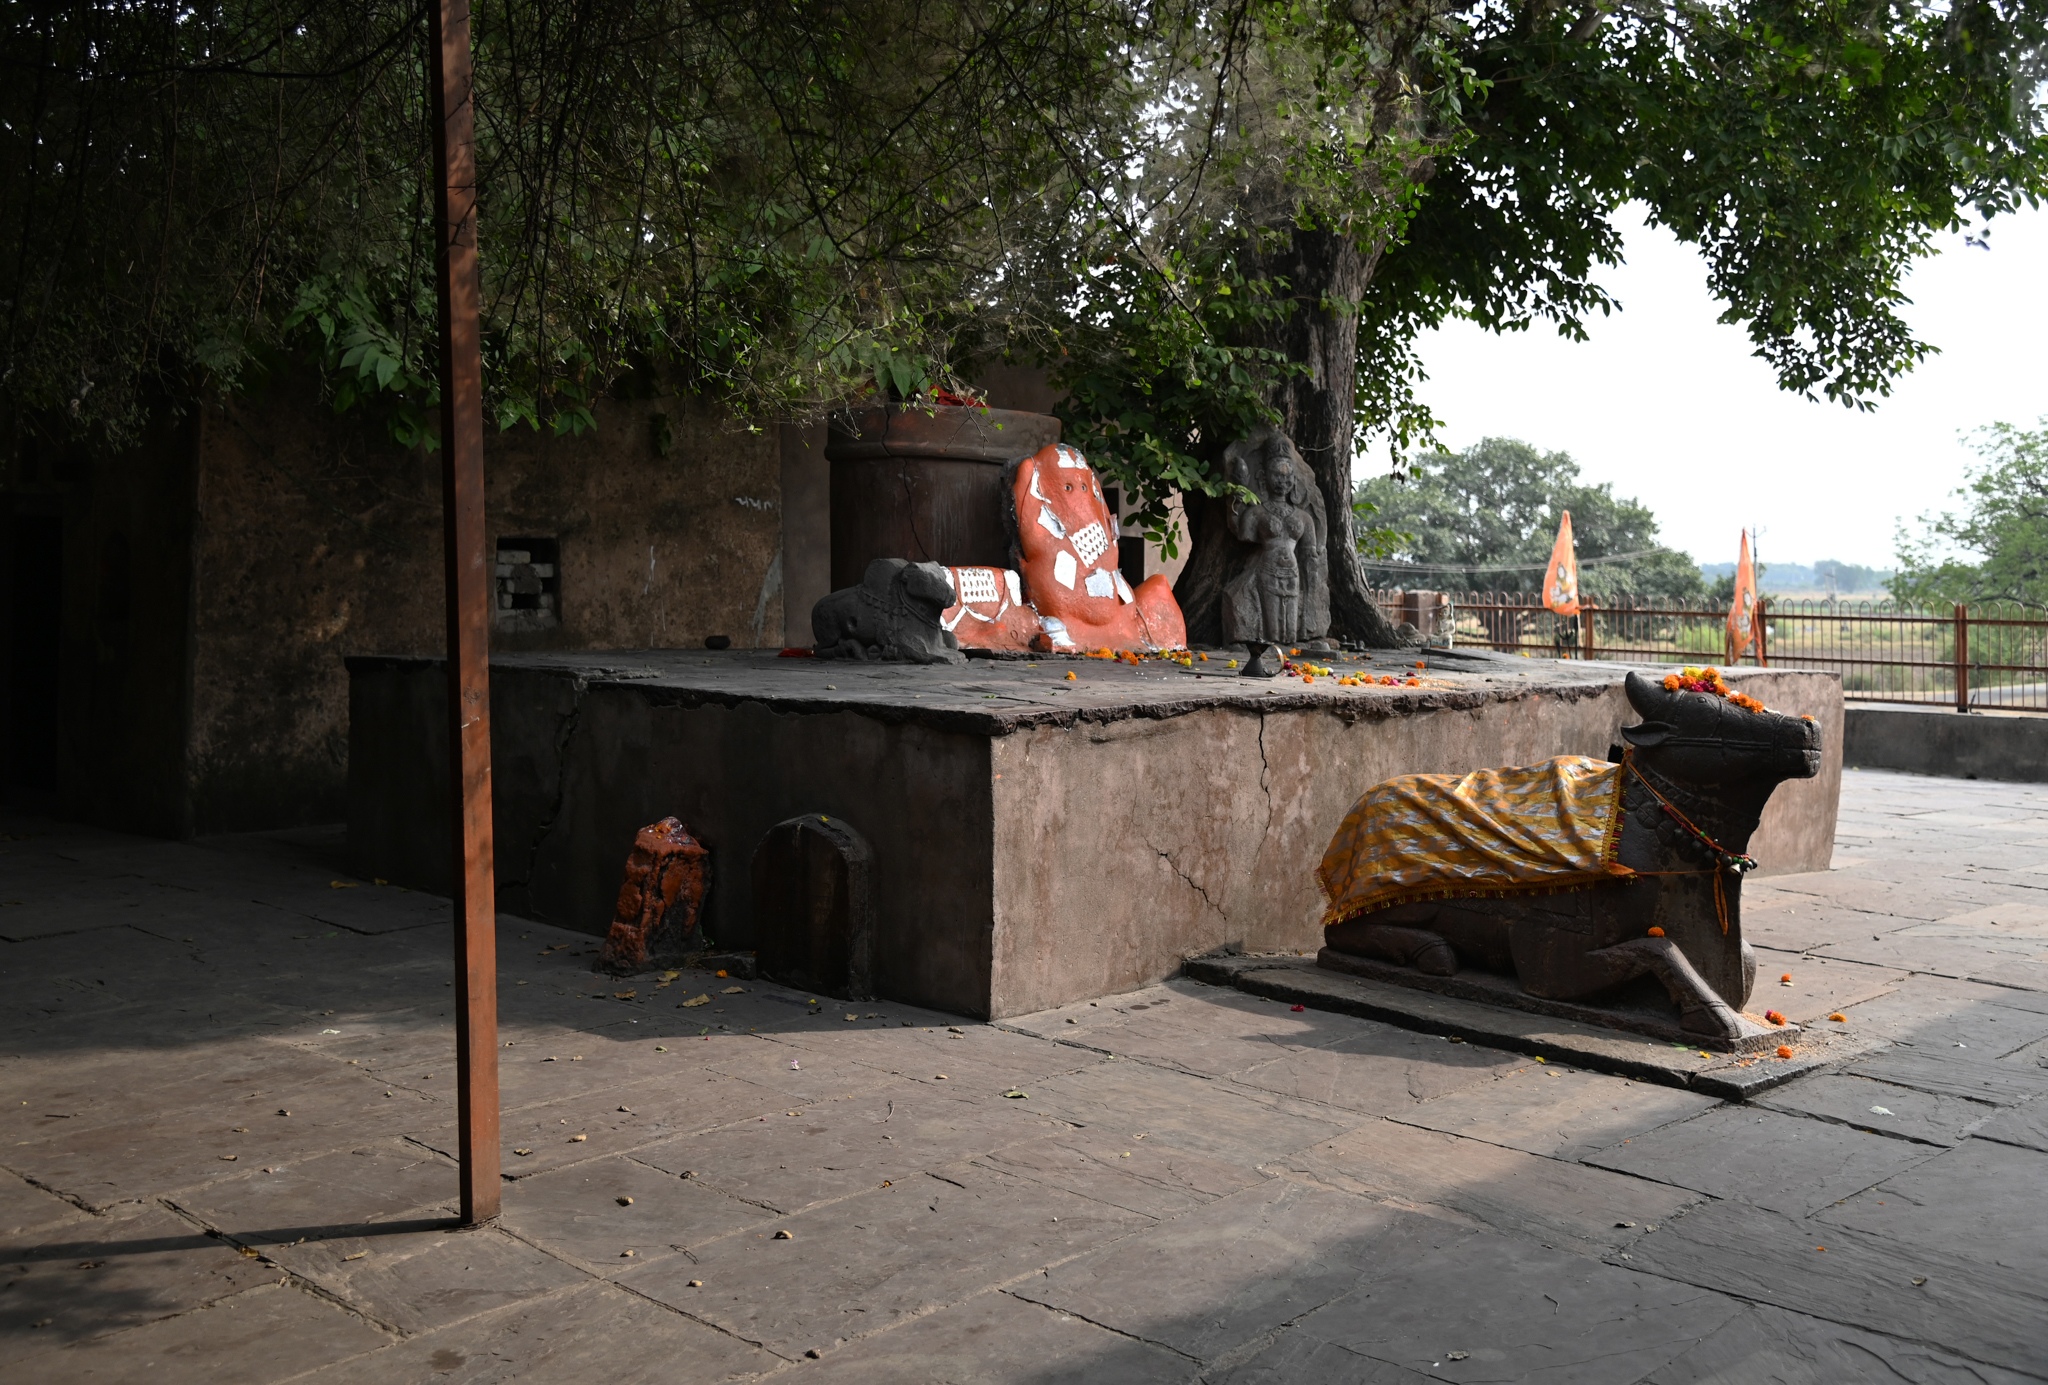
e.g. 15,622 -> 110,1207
1071,521 -> 1110,567
957,568 -> 1001,605
1085,568 -> 1116,599
1054,549 -> 1078,589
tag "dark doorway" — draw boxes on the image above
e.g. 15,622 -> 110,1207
4,509 -> 63,794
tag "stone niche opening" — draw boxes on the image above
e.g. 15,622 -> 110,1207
495,536 -> 560,633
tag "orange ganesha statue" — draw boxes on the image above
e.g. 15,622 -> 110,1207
998,443 -> 1185,653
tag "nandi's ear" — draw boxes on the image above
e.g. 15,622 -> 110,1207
1621,721 -> 1673,747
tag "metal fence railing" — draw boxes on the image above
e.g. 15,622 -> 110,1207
1371,589 -> 2048,713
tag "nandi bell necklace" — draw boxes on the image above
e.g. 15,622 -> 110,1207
1621,747 -> 1757,934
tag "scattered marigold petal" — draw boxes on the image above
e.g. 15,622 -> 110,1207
1765,1010 -> 1786,1025
1646,927 -> 1665,937
1780,974 -> 1793,983
1828,1012 -> 1848,1023
1777,1045 -> 1795,1059
1064,671 -> 1076,680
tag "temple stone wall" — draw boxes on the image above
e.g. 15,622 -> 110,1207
4,379 -> 785,837
183,384 -> 783,832
48,411 -> 203,837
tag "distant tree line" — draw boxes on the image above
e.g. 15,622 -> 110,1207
1894,419 -> 2048,609
1354,438 -> 1706,603
1698,560 -> 1895,596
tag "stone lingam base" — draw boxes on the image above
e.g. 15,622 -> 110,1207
346,647 -> 1843,1021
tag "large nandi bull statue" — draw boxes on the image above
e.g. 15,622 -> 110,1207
1318,669 -> 1822,1042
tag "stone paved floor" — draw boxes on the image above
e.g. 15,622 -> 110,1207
3,769 -> 2047,1383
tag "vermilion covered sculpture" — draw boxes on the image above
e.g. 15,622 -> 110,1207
935,564 -> 1047,653
998,443 -> 1185,653
600,816 -> 709,973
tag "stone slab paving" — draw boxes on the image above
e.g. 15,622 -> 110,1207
2,767 -> 2046,1382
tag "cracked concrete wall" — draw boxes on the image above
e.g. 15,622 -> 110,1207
188,380 -> 782,833
985,670 -> 1841,1017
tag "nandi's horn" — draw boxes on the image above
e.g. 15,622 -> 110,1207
1624,670 -> 1678,718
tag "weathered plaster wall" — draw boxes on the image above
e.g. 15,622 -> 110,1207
779,423 -> 829,646
986,668 -> 1843,1016
187,383 -> 781,832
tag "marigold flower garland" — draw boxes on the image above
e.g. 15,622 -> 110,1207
1661,665 -> 1767,714
1071,647 -> 1424,689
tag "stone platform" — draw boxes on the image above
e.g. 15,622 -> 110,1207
1185,953 -> 1852,1098
346,648 -> 1843,1019
1313,948 -> 1799,1054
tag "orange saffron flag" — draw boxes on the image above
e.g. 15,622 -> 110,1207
1542,511 -> 1579,616
1727,530 -> 1758,659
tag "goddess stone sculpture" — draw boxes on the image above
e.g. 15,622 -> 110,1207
1220,426 -> 1329,675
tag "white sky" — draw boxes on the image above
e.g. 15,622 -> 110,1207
1402,202 -> 2048,570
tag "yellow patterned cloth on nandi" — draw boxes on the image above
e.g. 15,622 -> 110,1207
1317,756 -> 1633,927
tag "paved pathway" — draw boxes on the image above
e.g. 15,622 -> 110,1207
3,769 -> 2046,1383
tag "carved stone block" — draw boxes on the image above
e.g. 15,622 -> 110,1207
752,814 -> 874,1000
600,816 -> 710,974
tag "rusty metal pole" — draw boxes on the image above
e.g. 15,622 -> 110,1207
1956,603 -> 1970,713
429,0 -> 500,1226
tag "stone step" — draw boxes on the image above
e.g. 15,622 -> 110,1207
1182,952 -> 1883,1100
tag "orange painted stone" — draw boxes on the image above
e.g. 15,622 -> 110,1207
1007,443 -> 1185,652
600,817 -> 709,973
936,565 -> 1045,653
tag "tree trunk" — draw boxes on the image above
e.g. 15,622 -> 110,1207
1171,487 -> 1238,647
1173,225 -> 1406,648
1260,226 -> 1405,646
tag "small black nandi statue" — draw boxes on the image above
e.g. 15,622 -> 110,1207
1318,669 -> 1820,1043
811,558 -> 966,665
